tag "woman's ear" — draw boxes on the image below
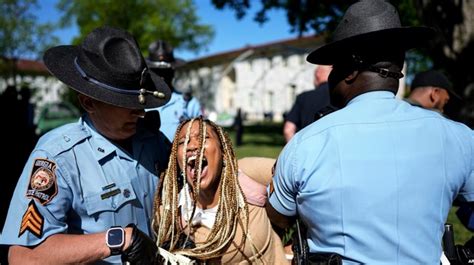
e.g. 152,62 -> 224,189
78,94 -> 95,113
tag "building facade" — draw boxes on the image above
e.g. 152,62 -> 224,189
175,36 -> 325,123
175,35 -> 406,123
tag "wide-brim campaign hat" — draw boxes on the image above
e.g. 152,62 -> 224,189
146,40 -> 186,69
307,0 -> 435,65
44,26 -> 171,109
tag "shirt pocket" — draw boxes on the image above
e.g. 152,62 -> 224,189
83,181 -> 137,216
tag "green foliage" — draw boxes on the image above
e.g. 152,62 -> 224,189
212,0 -> 349,36
0,0 -> 58,59
448,207 -> 472,245
211,0 -> 422,37
56,0 -> 215,55
0,0 -> 58,82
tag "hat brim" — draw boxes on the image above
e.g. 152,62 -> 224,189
307,27 -> 435,65
44,45 -> 171,109
146,57 -> 186,70
445,87 -> 462,100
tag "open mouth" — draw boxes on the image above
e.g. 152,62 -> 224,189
186,155 -> 209,180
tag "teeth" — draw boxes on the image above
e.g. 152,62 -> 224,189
187,155 -> 197,165
187,156 -> 207,166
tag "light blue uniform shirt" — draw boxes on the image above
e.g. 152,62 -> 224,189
269,91 -> 474,264
0,115 -> 170,264
148,91 -> 201,141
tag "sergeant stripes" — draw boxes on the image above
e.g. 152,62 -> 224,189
19,200 -> 44,238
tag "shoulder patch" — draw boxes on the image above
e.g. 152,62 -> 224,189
26,158 -> 58,205
19,200 -> 44,238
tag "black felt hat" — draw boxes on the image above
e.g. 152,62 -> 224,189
147,40 -> 185,69
412,70 -> 461,99
43,26 -> 171,109
307,0 -> 435,65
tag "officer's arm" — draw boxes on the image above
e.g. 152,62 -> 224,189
283,121 -> 297,142
266,138 -> 298,231
9,228 -> 133,264
265,200 -> 295,230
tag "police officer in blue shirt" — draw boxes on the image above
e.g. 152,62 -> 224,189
146,40 -> 202,141
0,26 -> 171,264
266,1 -> 474,264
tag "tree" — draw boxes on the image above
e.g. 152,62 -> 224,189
0,0 -> 58,86
211,0 -> 474,124
57,0 -> 215,55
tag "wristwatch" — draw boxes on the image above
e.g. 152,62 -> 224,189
106,226 -> 125,255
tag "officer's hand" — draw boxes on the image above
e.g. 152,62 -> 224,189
121,224 -> 157,265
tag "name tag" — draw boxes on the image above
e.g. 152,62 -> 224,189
101,188 -> 121,200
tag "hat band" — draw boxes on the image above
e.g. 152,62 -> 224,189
368,66 -> 404,79
74,57 -> 140,95
147,60 -> 172,69
74,58 -> 166,104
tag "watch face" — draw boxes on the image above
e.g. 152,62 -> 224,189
107,227 -> 124,248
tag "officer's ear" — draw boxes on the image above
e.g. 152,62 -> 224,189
77,94 -> 95,113
344,70 -> 359,85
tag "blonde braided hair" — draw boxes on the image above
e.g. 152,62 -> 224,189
152,117 -> 249,261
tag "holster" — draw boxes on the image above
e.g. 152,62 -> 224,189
291,218 -> 342,265
307,252 -> 342,265
292,219 -> 309,265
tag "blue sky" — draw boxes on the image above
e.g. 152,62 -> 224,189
35,0 -> 301,60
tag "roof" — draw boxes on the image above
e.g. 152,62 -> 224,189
178,34 -> 326,70
16,59 -> 48,73
1,57 -> 50,76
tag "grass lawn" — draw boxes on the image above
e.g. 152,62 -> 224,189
225,121 -> 286,158
225,122 -> 472,245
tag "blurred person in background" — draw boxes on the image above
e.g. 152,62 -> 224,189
146,40 -> 202,142
283,65 -> 333,142
406,69 -> 461,114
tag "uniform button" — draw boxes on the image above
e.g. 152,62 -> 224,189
112,203 -> 116,209
123,189 -> 131,198
144,192 -> 148,197
98,147 -> 104,153
63,135 -> 70,142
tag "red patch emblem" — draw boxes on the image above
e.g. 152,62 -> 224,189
26,158 -> 58,205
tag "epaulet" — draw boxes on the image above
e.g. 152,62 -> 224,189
37,123 -> 90,157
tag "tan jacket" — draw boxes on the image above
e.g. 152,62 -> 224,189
192,204 -> 289,264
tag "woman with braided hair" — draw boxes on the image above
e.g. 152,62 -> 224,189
152,117 -> 288,264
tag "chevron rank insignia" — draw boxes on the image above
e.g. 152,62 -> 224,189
19,200 -> 44,238
26,158 -> 58,205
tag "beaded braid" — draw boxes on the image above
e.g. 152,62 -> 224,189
153,120 -> 190,249
153,117 -> 250,261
